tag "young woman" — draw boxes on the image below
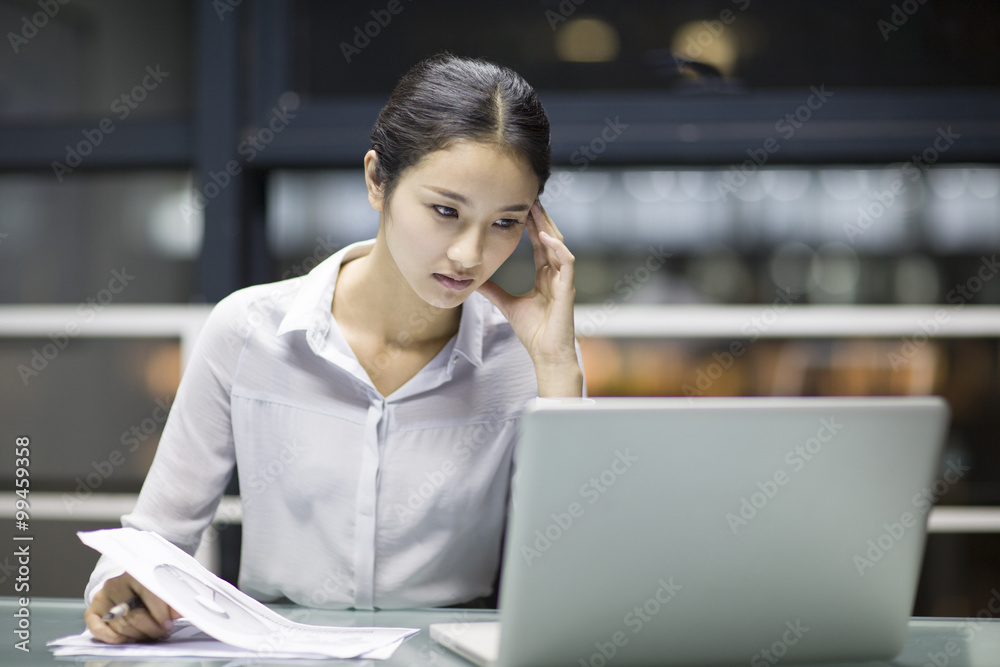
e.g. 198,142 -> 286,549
84,53 -> 583,643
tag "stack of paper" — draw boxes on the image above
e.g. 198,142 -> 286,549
49,528 -> 418,660
49,618 -> 402,660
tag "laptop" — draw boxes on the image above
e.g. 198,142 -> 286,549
430,396 -> 951,667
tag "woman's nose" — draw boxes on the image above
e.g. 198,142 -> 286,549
447,227 -> 484,269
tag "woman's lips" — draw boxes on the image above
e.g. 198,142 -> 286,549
433,273 -> 474,290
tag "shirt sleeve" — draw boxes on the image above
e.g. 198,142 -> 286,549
506,339 -> 588,518
84,293 -> 246,604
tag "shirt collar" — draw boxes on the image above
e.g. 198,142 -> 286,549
276,239 -> 375,339
452,292 -> 485,368
275,238 -> 486,369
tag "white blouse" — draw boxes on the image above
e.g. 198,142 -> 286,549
85,239 -> 542,609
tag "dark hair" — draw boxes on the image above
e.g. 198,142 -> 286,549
370,53 -> 551,205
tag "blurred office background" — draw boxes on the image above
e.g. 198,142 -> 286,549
1,0 -> 999,615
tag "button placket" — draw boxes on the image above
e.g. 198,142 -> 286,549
351,395 -> 383,610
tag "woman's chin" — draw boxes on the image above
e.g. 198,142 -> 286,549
428,293 -> 467,309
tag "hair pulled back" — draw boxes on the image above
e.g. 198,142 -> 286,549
370,53 -> 551,205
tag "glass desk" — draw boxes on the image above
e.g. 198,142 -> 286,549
3,597 -> 1000,666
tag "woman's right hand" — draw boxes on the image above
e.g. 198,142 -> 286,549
84,572 -> 180,643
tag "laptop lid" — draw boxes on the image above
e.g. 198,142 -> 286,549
491,396 -> 950,667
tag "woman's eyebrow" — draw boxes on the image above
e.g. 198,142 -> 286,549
424,186 -> 531,213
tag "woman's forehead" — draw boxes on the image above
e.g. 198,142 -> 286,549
405,141 -> 539,198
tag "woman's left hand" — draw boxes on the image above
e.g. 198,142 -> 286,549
477,200 -> 583,396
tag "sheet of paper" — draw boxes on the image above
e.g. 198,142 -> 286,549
75,527 -> 418,659
49,621 -> 400,662
48,619 -> 316,659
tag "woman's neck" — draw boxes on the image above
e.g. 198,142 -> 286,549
331,240 -> 462,348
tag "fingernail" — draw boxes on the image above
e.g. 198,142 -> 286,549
163,619 -> 173,631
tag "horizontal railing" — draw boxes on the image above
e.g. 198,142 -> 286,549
4,304 -> 1000,569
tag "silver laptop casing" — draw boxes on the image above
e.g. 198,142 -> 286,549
482,396 -> 950,667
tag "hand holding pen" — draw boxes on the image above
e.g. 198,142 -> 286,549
101,596 -> 145,622
84,571 -> 180,644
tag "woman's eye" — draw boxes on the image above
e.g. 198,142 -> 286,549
433,205 -> 458,217
494,218 -> 522,230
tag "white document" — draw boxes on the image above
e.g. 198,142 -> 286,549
69,527 -> 418,659
48,619 -> 397,662
49,619 -> 326,659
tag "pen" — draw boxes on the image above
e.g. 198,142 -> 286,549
102,596 -> 145,622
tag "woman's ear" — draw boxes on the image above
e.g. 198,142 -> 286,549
364,150 -> 385,212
